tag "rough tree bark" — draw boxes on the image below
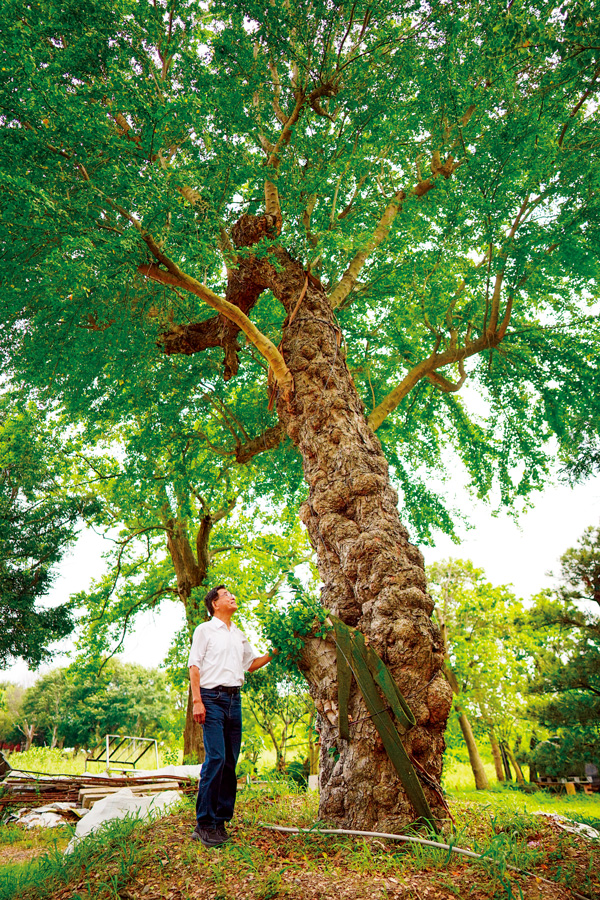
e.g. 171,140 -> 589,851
204,217 -> 454,830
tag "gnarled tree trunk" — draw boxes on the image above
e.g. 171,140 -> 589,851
254,244 -> 454,830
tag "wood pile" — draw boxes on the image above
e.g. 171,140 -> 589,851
0,772 -> 196,811
78,781 -> 181,809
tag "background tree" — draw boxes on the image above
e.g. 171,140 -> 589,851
428,559 -> 530,788
0,395 -> 95,668
19,660 -> 177,754
2,0 -> 600,829
242,666 -> 315,773
0,682 -> 25,748
528,526 -> 600,777
19,669 -> 68,750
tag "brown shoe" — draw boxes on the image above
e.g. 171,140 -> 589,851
191,826 -> 224,848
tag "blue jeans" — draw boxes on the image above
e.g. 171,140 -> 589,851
196,688 -> 242,828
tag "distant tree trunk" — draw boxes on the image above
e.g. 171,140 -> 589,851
20,721 -> 36,751
442,666 -> 489,790
489,728 -> 505,782
183,688 -> 205,764
499,741 -> 513,780
457,710 -> 490,790
50,723 -> 59,750
266,723 -> 284,771
504,743 -> 526,786
164,503 -> 234,762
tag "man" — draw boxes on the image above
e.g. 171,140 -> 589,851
188,584 -> 275,848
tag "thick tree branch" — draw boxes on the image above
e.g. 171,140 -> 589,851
234,421 -> 285,463
427,359 -> 467,393
329,190 -> 404,309
368,328 -> 505,431
139,263 -> 294,398
328,153 -> 459,310
266,90 -> 306,169
268,61 -> 288,125
486,195 -> 529,335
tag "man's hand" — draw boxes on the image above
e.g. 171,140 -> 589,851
193,698 -> 206,724
248,649 -> 278,673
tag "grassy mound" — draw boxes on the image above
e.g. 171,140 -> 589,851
1,784 -> 598,900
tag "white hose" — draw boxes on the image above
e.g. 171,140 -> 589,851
258,823 -> 591,900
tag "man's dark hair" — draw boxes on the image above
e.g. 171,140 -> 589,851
204,584 -> 226,617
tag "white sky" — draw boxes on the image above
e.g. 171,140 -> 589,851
3,473 -> 599,686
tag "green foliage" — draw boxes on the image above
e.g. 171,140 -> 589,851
1,0 -> 599,552
527,525 -> 600,776
0,396 -> 96,668
257,574 -> 329,674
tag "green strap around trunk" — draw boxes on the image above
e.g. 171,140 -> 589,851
331,615 -> 439,832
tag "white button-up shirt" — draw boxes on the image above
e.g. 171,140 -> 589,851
187,617 -> 259,688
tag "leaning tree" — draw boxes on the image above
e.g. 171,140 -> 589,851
2,0 -> 600,829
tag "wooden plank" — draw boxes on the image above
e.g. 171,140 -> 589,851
330,616 -> 438,832
78,782 -> 178,808
334,623 -> 353,742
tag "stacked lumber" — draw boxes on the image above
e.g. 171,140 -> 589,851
0,772 -> 196,810
78,780 -> 180,808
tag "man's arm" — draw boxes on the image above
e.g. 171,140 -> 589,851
189,665 -> 206,724
247,650 -> 277,673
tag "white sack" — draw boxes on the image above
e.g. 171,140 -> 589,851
65,788 -> 181,853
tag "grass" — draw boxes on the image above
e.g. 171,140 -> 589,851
1,781 -> 598,900
5,746 -> 178,776
444,760 -> 600,830
2,751 -> 599,899
6,748 -> 89,776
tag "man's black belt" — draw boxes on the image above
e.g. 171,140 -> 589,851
208,685 -> 240,694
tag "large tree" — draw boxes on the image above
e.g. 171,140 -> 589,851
2,0 -> 600,829
428,559 -> 529,789
0,395 -> 93,668
528,526 -> 600,775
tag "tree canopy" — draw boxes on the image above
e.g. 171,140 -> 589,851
2,0 -> 599,534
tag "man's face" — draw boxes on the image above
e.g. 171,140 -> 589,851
213,588 -> 237,615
